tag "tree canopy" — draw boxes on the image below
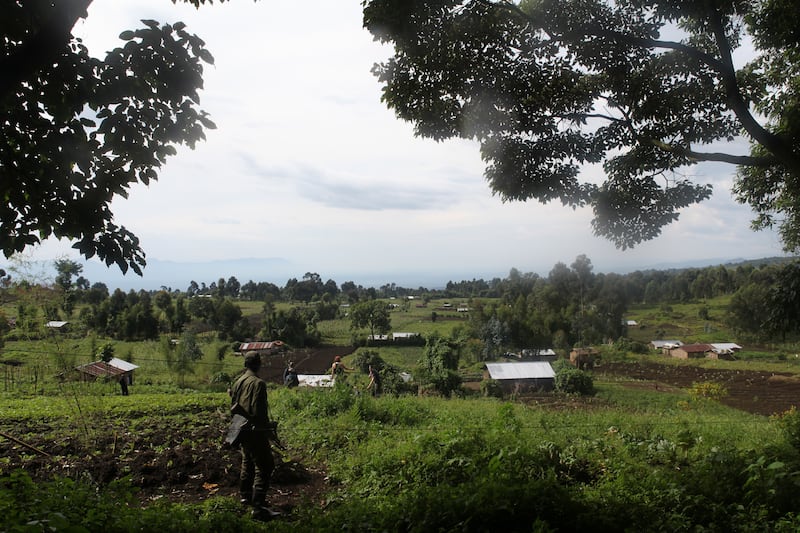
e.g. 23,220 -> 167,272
362,0 -> 800,250
1,0 -> 218,275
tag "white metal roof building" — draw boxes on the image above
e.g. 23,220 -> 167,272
485,362 -> 556,393
486,362 -> 556,380
711,343 -> 742,353
108,357 -> 139,372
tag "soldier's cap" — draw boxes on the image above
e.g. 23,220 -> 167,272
244,351 -> 261,367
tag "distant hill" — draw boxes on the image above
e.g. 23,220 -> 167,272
621,256 -> 795,274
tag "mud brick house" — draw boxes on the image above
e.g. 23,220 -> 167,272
668,343 -> 741,360
669,343 -> 714,359
570,347 -> 599,370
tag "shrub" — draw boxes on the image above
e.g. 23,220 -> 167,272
688,381 -> 728,402
353,350 -> 383,373
481,379 -> 503,398
613,337 -> 648,354
774,406 -> 800,451
554,367 -> 595,395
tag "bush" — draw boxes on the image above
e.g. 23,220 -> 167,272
481,379 -> 503,398
688,381 -> 728,403
353,350 -> 384,373
613,337 -> 648,354
774,406 -> 800,451
415,367 -> 462,397
554,367 -> 595,395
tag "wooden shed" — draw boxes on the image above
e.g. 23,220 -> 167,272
76,357 -> 139,383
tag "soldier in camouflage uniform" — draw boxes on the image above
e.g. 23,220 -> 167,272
229,351 -> 280,520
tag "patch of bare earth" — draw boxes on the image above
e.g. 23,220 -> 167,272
598,361 -> 800,416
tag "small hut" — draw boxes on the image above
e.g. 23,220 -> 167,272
236,341 -> 285,356
668,343 -> 714,359
569,347 -> 600,370
76,357 -> 139,384
485,362 -> 555,393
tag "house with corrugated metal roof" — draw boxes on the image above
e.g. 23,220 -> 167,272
45,320 -> 69,332
485,361 -> 555,393
650,340 -> 683,353
297,374 -> 334,388
710,343 -> 742,355
76,357 -> 139,383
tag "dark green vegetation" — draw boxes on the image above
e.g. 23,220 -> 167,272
364,0 -> 800,251
1,1 -> 220,273
3,256 -> 800,530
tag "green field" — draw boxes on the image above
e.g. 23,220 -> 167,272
4,295 -> 800,530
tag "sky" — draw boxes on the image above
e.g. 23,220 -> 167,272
6,0 -> 792,290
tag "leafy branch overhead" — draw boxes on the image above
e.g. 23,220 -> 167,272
362,0 -> 800,250
1,0 -> 219,274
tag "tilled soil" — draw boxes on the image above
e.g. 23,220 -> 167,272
597,360 -> 800,416
1,346 -> 355,515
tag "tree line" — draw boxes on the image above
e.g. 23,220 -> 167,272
2,255 -> 798,349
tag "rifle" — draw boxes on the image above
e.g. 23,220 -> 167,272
266,420 -> 285,450
228,402 -> 285,450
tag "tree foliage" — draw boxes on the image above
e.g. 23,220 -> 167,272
363,0 -> 800,250
1,1 -> 218,274
349,299 -> 392,340
418,333 -> 462,396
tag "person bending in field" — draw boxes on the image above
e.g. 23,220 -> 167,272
229,352 -> 281,520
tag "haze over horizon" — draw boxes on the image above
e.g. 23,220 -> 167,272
3,253 -> 791,294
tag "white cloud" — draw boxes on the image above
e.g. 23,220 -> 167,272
12,0 -> 790,289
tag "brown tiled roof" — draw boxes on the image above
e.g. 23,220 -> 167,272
76,361 -> 126,378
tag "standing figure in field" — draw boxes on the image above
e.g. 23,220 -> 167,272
118,374 -> 129,396
330,355 -> 352,378
283,361 -> 299,388
366,365 -> 381,397
229,352 -> 280,520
